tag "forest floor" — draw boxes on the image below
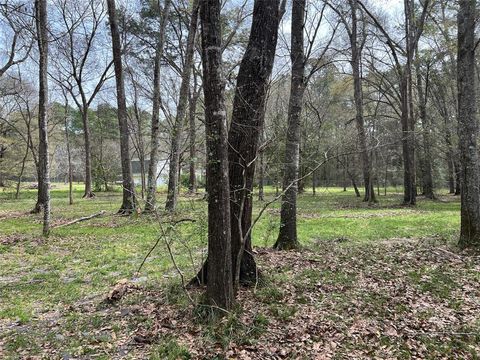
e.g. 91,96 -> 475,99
1,184 -> 479,359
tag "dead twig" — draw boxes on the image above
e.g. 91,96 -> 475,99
52,210 -> 106,229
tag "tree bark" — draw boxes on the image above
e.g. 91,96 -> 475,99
274,0 -> 306,250
145,0 -> 171,213
35,0 -> 50,236
457,0 -> 480,248
165,0 -> 200,212
200,0 -> 233,311
107,0 -> 137,214
227,0 -> 285,286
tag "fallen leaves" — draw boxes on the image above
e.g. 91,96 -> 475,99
106,278 -> 137,303
2,238 -> 480,359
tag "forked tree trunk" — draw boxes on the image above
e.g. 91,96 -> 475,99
200,0 -> 233,311
274,0 -> 306,250
457,0 -> 480,248
165,0 -> 199,212
191,0 -> 285,288
228,0 -> 285,285
107,0 -> 137,214
35,0 -> 50,236
145,0 -> 171,213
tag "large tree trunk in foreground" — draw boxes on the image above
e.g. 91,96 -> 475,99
144,0 -> 171,213
457,0 -> 480,248
36,0 -> 50,236
274,0 -> 306,250
107,0 -> 137,214
165,0 -> 199,212
200,0 -> 233,311
228,0 -> 285,288
192,0 -> 285,288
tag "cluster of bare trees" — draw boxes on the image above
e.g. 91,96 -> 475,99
1,0 -> 480,308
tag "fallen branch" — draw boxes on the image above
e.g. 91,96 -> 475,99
53,210 -> 106,229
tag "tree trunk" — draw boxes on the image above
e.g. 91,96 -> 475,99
64,102 -> 73,205
16,144 -> 29,199
227,0 -> 285,286
200,0 -> 233,311
258,149 -> 265,201
417,61 -> 434,199
454,157 -> 461,195
165,0 -> 199,212
444,107 -> 456,194
447,157 -> 455,194
36,0 -> 50,237
349,0 -> 376,204
145,0 -> 171,213
274,0 -> 305,250
457,0 -> 480,248
81,109 -> 94,198
400,73 -> 416,205
107,0 -> 137,214
132,83 -> 146,200
188,85 -> 199,194
312,168 -> 316,196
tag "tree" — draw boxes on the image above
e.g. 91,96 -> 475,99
188,68 -> 201,194
165,0 -> 200,212
191,0 -> 286,287
35,0 -> 50,236
457,0 -> 480,248
62,90 -> 73,205
200,0 -> 233,311
274,0 -> 307,250
274,0 -> 336,250
328,0 -> 376,203
51,0 -> 113,198
144,0 -> 171,213
227,0 -> 285,285
359,0 -> 431,206
416,56 -> 434,199
107,0 -> 137,214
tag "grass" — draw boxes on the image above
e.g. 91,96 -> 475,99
0,183 -> 468,358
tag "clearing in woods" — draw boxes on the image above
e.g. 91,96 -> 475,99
1,184 -> 479,359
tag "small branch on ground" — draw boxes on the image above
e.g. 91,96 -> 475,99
52,210 -> 106,229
